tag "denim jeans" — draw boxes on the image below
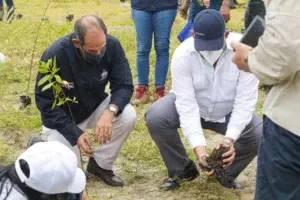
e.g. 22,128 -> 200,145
0,0 -> 14,7
255,116 -> 300,200
189,0 -> 222,22
131,9 -> 177,86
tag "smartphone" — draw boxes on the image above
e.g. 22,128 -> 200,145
240,15 -> 265,48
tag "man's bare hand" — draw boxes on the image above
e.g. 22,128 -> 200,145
94,109 -> 114,144
231,42 -> 253,72
220,5 -> 230,22
216,137 -> 236,168
202,0 -> 210,8
194,146 -> 214,176
77,132 -> 94,157
179,0 -> 189,20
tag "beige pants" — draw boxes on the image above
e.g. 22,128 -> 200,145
42,96 -> 137,170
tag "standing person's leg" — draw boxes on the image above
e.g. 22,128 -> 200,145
145,93 -> 199,190
0,0 -> 4,21
188,0 -> 202,22
244,0 -> 266,29
152,9 -> 176,100
131,9 -> 153,105
255,116 -> 300,200
202,113 -> 263,188
209,0 -> 222,11
188,0 -> 221,23
85,96 -> 136,186
5,0 -> 14,23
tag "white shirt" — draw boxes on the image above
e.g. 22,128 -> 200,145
171,34 -> 259,149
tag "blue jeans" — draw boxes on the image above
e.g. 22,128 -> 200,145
189,0 -> 222,22
255,116 -> 300,200
0,0 -> 14,7
132,9 -> 177,86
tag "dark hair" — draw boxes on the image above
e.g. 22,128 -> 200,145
0,159 -> 29,200
0,160 -> 68,200
74,15 -> 107,45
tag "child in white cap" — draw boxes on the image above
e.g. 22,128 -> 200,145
0,141 -> 86,200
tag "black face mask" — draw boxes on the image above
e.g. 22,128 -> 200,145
81,45 -> 106,64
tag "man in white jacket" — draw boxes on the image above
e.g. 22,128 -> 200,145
145,9 -> 262,190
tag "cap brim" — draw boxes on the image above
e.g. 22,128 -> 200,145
67,168 -> 86,194
194,36 -> 224,51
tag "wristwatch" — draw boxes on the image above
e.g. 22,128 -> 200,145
107,105 -> 118,116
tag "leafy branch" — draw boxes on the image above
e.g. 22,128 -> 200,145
38,57 -> 78,109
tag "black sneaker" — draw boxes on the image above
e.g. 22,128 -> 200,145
86,157 -> 124,187
27,135 -> 45,148
6,5 -> 14,24
160,160 -> 199,190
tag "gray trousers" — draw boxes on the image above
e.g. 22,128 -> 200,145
42,96 -> 137,170
145,93 -> 263,180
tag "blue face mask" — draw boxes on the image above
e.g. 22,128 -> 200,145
82,45 -> 106,64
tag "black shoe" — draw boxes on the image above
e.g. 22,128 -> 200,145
86,157 -> 124,187
219,179 -> 243,189
160,160 -> 199,191
27,135 -> 45,148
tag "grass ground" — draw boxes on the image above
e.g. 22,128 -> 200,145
0,0 -> 265,199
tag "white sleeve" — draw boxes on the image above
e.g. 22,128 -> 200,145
225,70 -> 259,140
171,50 -> 206,149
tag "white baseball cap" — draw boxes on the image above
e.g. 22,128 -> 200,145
15,141 -> 86,194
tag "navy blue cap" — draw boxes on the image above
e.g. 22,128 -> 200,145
193,9 -> 226,51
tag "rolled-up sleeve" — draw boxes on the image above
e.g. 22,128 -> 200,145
171,50 -> 206,149
249,14 -> 300,85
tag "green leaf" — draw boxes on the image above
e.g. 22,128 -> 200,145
57,98 -> 65,106
38,67 -> 49,74
38,74 -> 50,86
54,68 -> 60,74
46,59 -> 52,69
42,82 -> 54,92
38,61 -> 49,74
52,98 -> 58,110
72,97 -> 78,103
54,75 -> 63,84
